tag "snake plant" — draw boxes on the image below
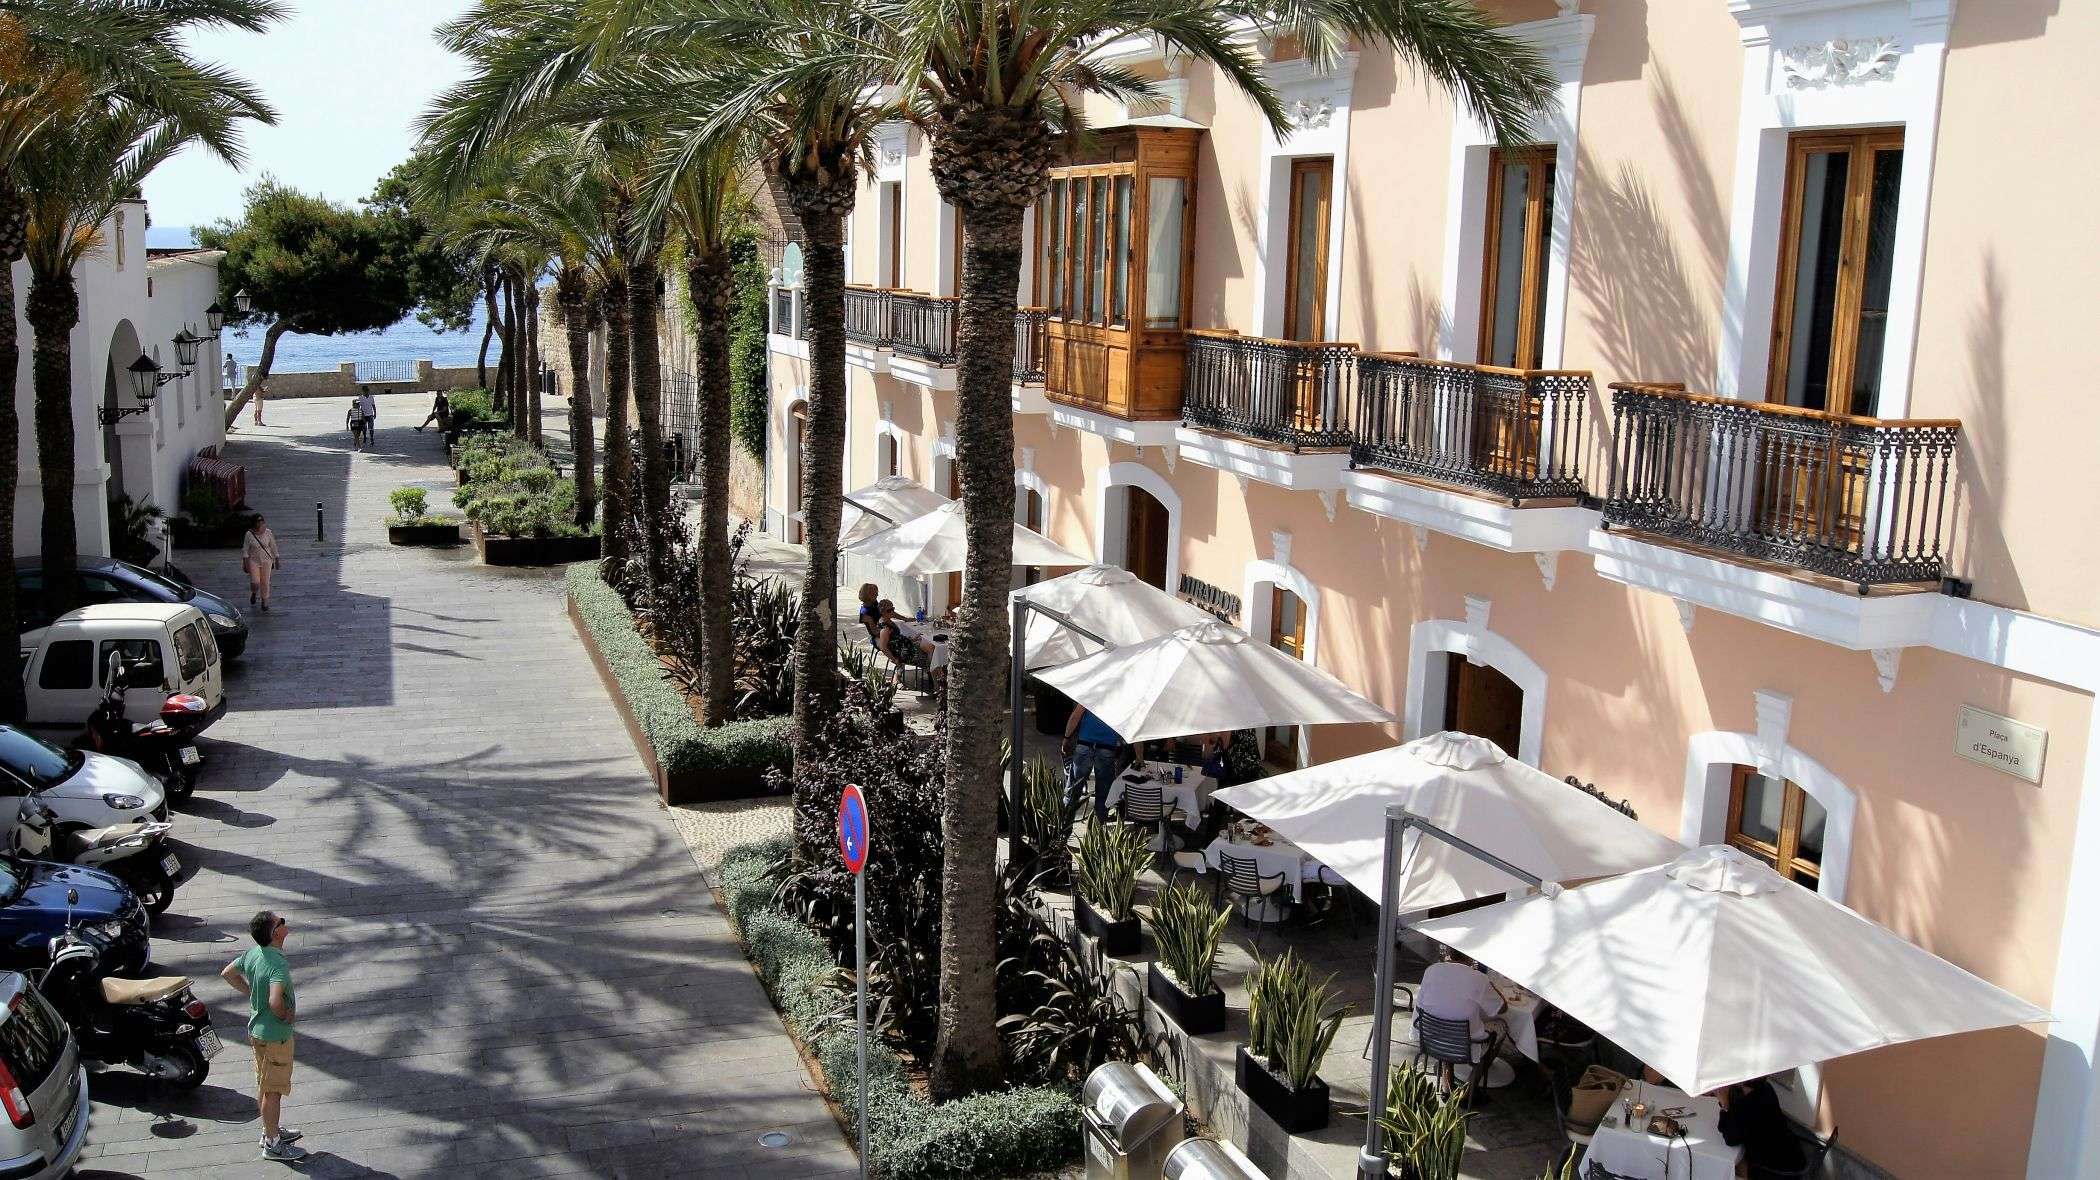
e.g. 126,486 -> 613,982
1246,949 -> 1354,1090
1073,821 -> 1151,922
1147,881 -> 1230,995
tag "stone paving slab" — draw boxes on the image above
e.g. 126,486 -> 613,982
72,394 -> 846,1178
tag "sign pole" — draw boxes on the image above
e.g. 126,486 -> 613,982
837,784 -> 872,1180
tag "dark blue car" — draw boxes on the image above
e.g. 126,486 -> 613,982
0,859 -> 148,977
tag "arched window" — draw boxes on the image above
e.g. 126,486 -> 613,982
1265,587 -> 1308,766
1726,766 -> 1828,886
1121,487 -> 1171,589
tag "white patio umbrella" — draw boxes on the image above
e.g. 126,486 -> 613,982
843,500 -> 1088,576
1034,620 -> 1394,744
1414,844 -> 2053,1095
1014,565 -> 1214,669
1211,731 -> 1684,913
839,475 -> 951,547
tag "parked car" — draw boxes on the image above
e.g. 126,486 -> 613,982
16,556 -> 246,661
0,727 -> 169,828
17,605 -> 224,734
0,859 -> 148,977
0,971 -> 89,1178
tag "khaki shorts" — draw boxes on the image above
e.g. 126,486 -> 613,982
252,1036 -> 294,1095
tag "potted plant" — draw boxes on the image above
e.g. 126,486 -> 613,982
1072,821 -> 1149,956
168,485 -> 255,548
1009,759 -> 1078,889
1145,881 -> 1229,1034
386,487 -> 462,546
1237,949 -> 1351,1133
1380,1066 -> 1473,1180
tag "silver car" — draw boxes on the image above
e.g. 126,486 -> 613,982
0,972 -> 88,1178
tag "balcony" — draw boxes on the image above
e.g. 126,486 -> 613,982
1591,383 -> 1960,650
889,291 -> 958,363
1012,308 -> 1051,414
1174,330 -> 1356,497
767,284 -> 810,360
843,285 -> 889,346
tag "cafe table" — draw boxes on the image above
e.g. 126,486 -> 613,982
893,617 -> 951,670
1103,765 -> 1215,833
1579,1078 -> 1743,1180
1202,829 -> 1311,922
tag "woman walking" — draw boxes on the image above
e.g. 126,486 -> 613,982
243,515 -> 281,612
252,381 -> 267,426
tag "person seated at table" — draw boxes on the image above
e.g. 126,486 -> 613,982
1061,704 -> 1125,823
855,583 -> 882,640
876,600 -> 940,674
1415,949 -> 1507,1092
1717,1076 -> 1806,1177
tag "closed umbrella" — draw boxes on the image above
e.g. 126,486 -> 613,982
840,475 -> 951,547
1212,731 -> 1684,913
843,500 -> 1087,576
1015,565 -> 1214,669
1414,844 -> 2053,1095
1035,620 -> 1394,744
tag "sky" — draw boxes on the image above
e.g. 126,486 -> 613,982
142,0 -> 476,233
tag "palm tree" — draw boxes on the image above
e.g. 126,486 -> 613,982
0,0 -> 280,714
884,0 -> 1559,1096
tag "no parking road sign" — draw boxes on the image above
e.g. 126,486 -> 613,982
838,784 -> 870,874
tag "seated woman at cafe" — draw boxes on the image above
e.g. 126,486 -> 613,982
1415,949 -> 1507,1091
876,600 -> 944,683
855,583 -> 882,640
1717,1076 -> 1806,1177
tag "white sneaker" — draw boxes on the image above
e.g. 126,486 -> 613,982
262,1136 -> 308,1161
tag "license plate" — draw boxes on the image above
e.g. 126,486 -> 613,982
196,1029 -> 222,1059
56,1099 -> 77,1146
178,746 -> 201,765
160,852 -> 180,876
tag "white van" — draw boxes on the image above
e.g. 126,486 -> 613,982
19,604 -> 225,731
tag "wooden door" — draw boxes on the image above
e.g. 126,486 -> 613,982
1442,654 -> 1523,760
1478,146 -> 1555,371
1124,488 -> 1170,590
944,460 -> 963,609
788,401 -> 809,544
1283,158 -> 1335,432
1265,587 -> 1308,767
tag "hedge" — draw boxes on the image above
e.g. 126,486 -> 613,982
565,564 -> 793,779
718,840 -> 1081,1180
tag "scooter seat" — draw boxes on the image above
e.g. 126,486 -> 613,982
77,822 -> 153,848
100,976 -> 191,1006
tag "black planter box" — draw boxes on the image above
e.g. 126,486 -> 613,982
474,524 -> 601,567
1074,895 -> 1141,957
1147,963 -> 1226,1035
169,516 -> 257,549
388,522 -> 463,546
1236,1045 -> 1330,1134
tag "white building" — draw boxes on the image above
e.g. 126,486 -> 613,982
7,198 -> 228,559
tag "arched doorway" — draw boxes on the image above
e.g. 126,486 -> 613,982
1440,654 -> 1524,760
1265,586 -> 1309,767
877,431 -> 899,479
101,321 -> 151,518
786,400 -> 809,543
1119,487 -> 1171,590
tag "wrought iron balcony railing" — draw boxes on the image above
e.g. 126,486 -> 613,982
1013,308 -> 1048,383
769,285 -> 806,340
843,286 -> 890,346
1601,383 -> 1960,587
1350,356 -> 1593,501
889,291 -> 958,363
1181,330 -> 1356,450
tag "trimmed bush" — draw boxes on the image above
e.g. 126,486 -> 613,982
566,564 -> 792,781
456,433 -> 588,539
717,839 -> 1082,1180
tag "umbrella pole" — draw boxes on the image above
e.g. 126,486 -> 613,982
1359,807 -> 1558,1180
1008,595 -> 1027,863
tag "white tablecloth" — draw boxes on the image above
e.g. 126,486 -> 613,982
893,619 -> 951,670
1104,769 -> 1214,823
1488,974 -> 1541,1062
1203,836 -> 1311,903
1580,1079 -> 1741,1180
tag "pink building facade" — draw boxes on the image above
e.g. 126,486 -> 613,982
765,3 -> 2100,1174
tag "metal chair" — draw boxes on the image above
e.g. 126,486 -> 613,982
1411,1010 -> 1501,1100
1217,851 -> 1288,952
1358,973 -> 1419,1061
1750,1124 -> 1839,1180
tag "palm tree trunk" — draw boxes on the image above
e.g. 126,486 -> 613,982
558,272 -> 596,528
525,282 -> 543,446
929,205 -> 1023,1100
785,193 -> 851,769
26,269 -> 81,613
222,319 -> 288,428
601,270 -> 633,569
478,267 -> 501,396
627,256 -> 668,584
505,272 -> 528,439
688,249 -> 735,725
0,181 -> 28,723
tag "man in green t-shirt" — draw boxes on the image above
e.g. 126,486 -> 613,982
222,910 -> 306,1162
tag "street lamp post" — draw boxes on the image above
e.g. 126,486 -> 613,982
103,328 -> 204,426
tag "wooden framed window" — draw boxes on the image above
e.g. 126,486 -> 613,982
880,182 -> 903,289
944,460 -> 964,609
1727,766 -> 1827,886
1768,129 -> 1904,418
1283,158 -> 1334,342
1478,145 -> 1556,369
1265,587 -> 1308,767
946,206 -> 963,297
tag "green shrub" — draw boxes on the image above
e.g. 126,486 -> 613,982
565,564 -> 793,780
389,487 -> 428,522
447,387 -> 502,428
719,838 -> 1081,1180
457,433 -> 585,538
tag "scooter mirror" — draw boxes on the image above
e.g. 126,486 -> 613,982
65,889 -> 77,906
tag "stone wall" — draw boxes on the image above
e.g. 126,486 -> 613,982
251,361 -> 489,399
730,443 -> 765,525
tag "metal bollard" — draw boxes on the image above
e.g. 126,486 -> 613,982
315,501 -> 324,542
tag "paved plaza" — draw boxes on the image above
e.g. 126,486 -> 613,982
71,394 -> 851,1179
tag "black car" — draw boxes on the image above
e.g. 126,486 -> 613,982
17,556 -> 247,660
0,859 -> 148,976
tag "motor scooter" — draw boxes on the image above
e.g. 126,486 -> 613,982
78,656 -> 207,800
12,795 -> 179,915
37,888 -> 216,1088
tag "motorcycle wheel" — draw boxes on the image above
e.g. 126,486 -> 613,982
164,767 -> 194,802
133,866 -> 174,916
159,1042 -> 209,1090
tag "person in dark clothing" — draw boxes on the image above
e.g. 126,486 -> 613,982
416,390 -> 450,432
1717,1077 -> 1807,1177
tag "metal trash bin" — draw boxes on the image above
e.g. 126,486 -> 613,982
1082,1061 -> 1185,1180
1163,1137 -> 1271,1180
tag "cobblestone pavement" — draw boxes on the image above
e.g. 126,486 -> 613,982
73,394 -> 850,1179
